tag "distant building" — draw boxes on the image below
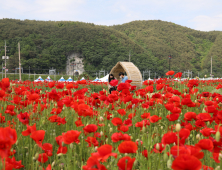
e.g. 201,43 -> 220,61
66,53 -> 85,76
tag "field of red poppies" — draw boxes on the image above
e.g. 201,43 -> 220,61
1,71 -> 222,170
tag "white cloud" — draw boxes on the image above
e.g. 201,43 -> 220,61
190,15 -> 222,31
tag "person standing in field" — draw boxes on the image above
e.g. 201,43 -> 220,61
119,72 -> 128,83
108,74 -> 117,94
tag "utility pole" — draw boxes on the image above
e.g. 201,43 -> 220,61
1,41 -> 10,78
211,56 -> 212,77
4,41 -> 6,78
129,51 -> 131,62
18,42 -> 21,81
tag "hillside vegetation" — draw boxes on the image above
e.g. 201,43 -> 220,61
0,19 -> 221,77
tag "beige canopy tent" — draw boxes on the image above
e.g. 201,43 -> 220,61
110,62 -> 143,89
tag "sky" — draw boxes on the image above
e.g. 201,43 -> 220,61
0,0 -> 222,31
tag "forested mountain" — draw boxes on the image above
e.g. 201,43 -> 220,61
0,19 -> 221,77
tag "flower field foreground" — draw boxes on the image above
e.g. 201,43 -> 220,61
1,73 -> 222,170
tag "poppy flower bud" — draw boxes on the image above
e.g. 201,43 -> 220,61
196,134 -> 200,140
95,147 -> 98,151
163,153 -> 168,161
100,131 -> 103,136
142,126 -> 146,133
109,128 -> 113,133
57,153 -> 64,157
161,126 -> 163,129
134,160 -> 138,166
156,143 -> 160,150
99,117 -> 103,121
216,131 -> 221,142
106,138 -> 108,143
175,123 -> 181,132
16,140 -> 19,145
52,161 -> 56,167
125,153 -> 128,156
167,159 -> 172,169
34,153 -> 39,160
70,143 -> 73,149
62,142 -> 65,147
215,166 -> 220,170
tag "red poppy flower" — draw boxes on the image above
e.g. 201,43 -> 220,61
140,150 -> 148,159
109,79 -> 118,86
56,83 -> 64,89
196,113 -> 212,122
118,141 -> 138,153
91,144 -> 117,162
28,93 -> 39,101
117,109 -> 126,116
62,130 -> 81,144
145,85 -> 154,93
22,123 -> 36,136
117,83 -> 130,91
141,113 -> 150,119
75,119 -> 84,127
57,146 -> 67,154
184,112 -> 196,121
82,156 -> 107,170
171,154 -> 202,170
5,105 -> 16,116
48,82 -> 55,88
117,156 -> 135,170
111,132 -> 131,142
166,113 -> 180,121
111,117 -> 123,126
174,72 -> 182,78
41,143 -> 53,157
77,104 -> 93,117
30,130 -> 45,146
85,137 -> 99,147
0,127 -> 17,158
38,153 -> 48,163
156,84 -> 164,91
161,132 -> 177,145
170,146 -> 190,156
150,115 -> 162,123
0,113 -> 5,123
119,125 -> 129,132
0,78 -> 10,91
200,128 -> 214,137
153,143 -> 166,153
0,90 -> 5,98
17,112 -> 30,125
83,124 -> 98,134
135,120 -> 150,130
195,139 -> 214,151
4,157 -> 24,169
166,70 -> 175,76
66,83 -> 74,89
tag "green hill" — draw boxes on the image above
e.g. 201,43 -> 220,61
0,19 -> 221,77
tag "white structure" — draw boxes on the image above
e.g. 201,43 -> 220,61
99,74 -> 109,82
58,77 -> 66,82
66,77 -> 73,82
34,76 -> 44,82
